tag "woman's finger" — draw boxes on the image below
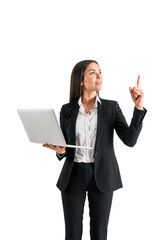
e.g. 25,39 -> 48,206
129,88 -> 135,99
49,144 -> 57,150
43,144 -> 55,150
43,144 -> 49,148
133,90 -> 142,94
133,90 -> 144,96
137,75 -> 140,89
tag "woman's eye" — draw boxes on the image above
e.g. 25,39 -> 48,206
90,72 -> 95,75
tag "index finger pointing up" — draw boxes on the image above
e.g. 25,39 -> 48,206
137,75 -> 140,89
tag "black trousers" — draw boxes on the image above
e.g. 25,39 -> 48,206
61,162 -> 113,240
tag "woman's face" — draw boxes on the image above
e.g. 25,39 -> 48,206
82,62 -> 103,93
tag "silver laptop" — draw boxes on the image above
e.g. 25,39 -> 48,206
17,109 -> 92,150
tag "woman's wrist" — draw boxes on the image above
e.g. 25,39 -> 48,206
57,150 -> 66,155
135,105 -> 144,111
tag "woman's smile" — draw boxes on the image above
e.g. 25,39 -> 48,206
95,81 -> 102,86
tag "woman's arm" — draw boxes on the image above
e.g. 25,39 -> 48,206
114,102 -> 147,147
114,75 -> 147,146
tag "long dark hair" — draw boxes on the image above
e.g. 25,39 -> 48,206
69,60 -> 99,103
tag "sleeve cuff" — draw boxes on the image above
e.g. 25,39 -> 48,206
57,153 -> 66,157
56,151 -> 67,160
134,107 -> 147,115
133,106 -> 147,127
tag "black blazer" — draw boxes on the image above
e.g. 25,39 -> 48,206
56,98 -> 147,193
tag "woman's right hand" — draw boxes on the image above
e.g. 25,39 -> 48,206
42,144 -> 66,155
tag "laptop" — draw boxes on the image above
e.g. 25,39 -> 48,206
17,109 -> 92,150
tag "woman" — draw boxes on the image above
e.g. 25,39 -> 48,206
43,60 -> 147,240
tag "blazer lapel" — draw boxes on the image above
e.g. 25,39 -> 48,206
68,101 -> 79,145
67,98 -> 105,149
94,100 -> 105,153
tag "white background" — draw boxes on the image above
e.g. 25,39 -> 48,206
0,0 -> 159,239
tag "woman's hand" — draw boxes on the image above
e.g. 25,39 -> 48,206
129,75 -> 144,110
42,144 -> 66,155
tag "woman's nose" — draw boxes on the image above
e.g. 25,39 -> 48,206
96,72 -> 101,78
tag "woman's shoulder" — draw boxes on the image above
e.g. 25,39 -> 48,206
61,100 -> 78,109
60,100 -> 79,116
99,97 -> 117,106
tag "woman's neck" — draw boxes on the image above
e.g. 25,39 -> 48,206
81,91 -> 97,106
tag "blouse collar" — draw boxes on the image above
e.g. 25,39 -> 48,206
78,94 -> 102,113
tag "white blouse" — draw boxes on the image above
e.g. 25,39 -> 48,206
74,95 -> 101,163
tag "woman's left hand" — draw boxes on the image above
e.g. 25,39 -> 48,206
129,75 -> 144,110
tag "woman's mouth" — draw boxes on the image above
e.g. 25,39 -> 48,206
95,81 -> 102,86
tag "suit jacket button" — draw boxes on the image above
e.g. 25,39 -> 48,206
95,152 -> 97,156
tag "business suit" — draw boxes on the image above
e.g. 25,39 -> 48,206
56,98 -> 147,193
56,97 -> 147,240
